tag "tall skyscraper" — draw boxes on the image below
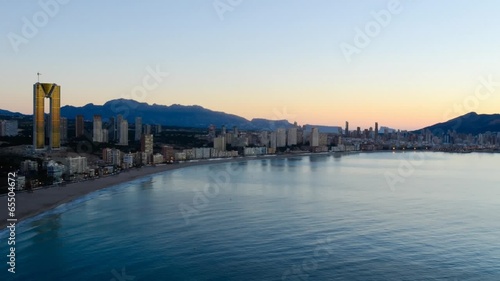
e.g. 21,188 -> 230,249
140,134 -> 153,154
310,127 -> 319,147
259,131 -> 269,147
221,125 -> 226,136
135,117 -> 142,141
375,122 -> 379,140
287,127 -> 297,146
214,136 -> 226,151
60,117 -> 68,143
116,114 -> 123,141
33,83 -> 61,150
276,128 -> 287,147
93,115 -> 102,142
345,121 -> 349,137
270,131 -> 277,149
107,117 -> 115,142
141,134 -> 153,164
75,115 -> 84,137
119,120 -> 128,146
144,124 -> 151,135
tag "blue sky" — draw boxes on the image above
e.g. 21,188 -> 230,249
2,0 -> 500,129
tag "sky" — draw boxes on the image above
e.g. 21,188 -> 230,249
2,0 -> 500,130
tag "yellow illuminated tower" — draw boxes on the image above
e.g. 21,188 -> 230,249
33,83 -> 61,150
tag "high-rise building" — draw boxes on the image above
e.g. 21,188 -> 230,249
135,117 -> 142,141
143,124 -> 151,135
102,128 -> 109,143
345,121 -> 349,137
155,124 -> 162,135
112,149 -> 122,166
141,134 -> 153,154
116,114 -> 123,141
221,125 -> 227,136
259,131 -> 269,147
119,120 -> 128,145
357,127 -> 361,138
33,83 -> 60,150
60,117 -> 68,143
141,134 -> 153,164
270,131 -> 277,149
214,136 -> 226,151
375,122 -> 379,140
297,128 -> 304,144
93,115 -> 103,142
75,115 -> 84,137
162,145 -> 175,162
287,128 -> 297,146
276,128 -> 287,147
233,126 -> 238,136
108,117 -> 115,142
102,148 -> 113,164
310,127 -> 319,147
63,156 -> 88,175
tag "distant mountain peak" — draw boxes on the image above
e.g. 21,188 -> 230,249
420,112 -> 500,135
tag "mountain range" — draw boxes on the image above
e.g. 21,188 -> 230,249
419,112 -> 500,135
1,99 -> 499,134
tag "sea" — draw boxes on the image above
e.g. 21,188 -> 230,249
1,152 -> 500,280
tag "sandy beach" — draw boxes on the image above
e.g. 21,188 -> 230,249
0,154 -> 310,230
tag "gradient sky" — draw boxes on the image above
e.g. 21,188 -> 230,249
2,0 -> 500,130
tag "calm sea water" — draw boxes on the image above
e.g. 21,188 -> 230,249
2,152 -> 500,280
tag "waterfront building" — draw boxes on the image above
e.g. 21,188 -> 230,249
276,128 -> 287,147
162,145 -> 175,162
270,131 -> 277,149
112,149 -> 122,166
214,136 -> 226,151
102,148 -> 113,164
33,83 -> 61,150
141,134 -> 154,164
123,153 -> 134,168
287,127 -> 297,146
243,147 -> 267,156
310,127 -> 319,147
152,153 -> 164,165
63,156 -> 88,175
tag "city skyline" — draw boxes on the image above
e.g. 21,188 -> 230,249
2,1 -> 500,130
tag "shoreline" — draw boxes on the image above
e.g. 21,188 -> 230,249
0,153 -> 324,229
2,149 -> 491,230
